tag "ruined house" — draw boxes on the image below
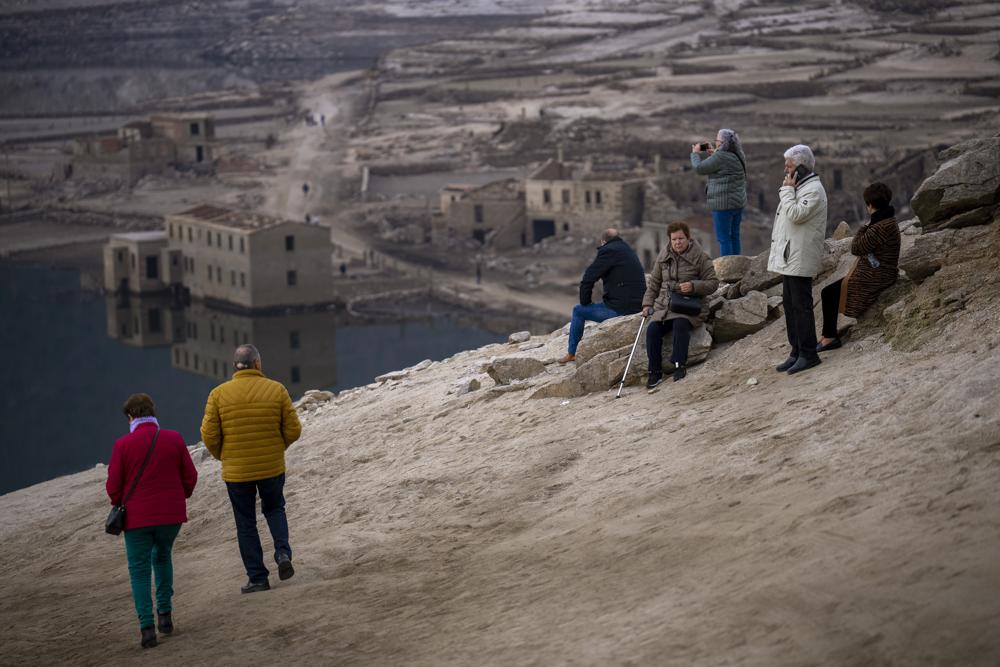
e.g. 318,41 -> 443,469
433,179 -> 526,249
524,159 -> 646,244
72,113 -> 216,184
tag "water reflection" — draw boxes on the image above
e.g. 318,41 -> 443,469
106,293 -> 338,391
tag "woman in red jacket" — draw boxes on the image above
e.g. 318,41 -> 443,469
106,393 -> 197,649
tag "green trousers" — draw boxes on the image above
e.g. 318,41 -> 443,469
123,524 -> 181,629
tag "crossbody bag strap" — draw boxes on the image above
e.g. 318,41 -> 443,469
122,427 -> 159,506
734,150 -> 749,193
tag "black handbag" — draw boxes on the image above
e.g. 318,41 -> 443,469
669,293 -> 703,316
105,427 -> 160,535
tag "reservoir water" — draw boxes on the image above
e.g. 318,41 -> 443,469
0,261 -> 517,495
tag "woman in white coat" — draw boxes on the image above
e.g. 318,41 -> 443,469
768,144 -> 828,375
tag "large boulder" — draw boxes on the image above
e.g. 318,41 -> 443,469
573,348 -> 630,392
575,314 -> 644,364
911,135 -> 1000,232
713,255 -> 751,282
898,224 -> 996,282
608,324 -> 713,386
711,291 -> 769,342
530,377 -> 587,400
740,250 -> 782,295
485,357 -> 547,385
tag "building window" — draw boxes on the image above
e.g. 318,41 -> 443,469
240,272 -> 246,288
210,323 -> 215,342
290,331 -> 300,349
216,232 -> 222,248
131,253 -> 136,269
228,235 -> 233,251
216,266 -> 223,283
543,189 -> 551,205
192,322 -> 198,339
561,189 -> 570,205
188,227 -> 193,242
212,359 -> 218,376
117,250 -> 124,264
595,190 -> 603,206
219,326 -> 225,342
168,223 -> 173,239
190,122 -> 200,136
205,231 -> 211,247
231,270 -> 236,286
290,366 -> 301,384
285,235 -> 295,251
145,256 -> 159,279
834,169 -> 843,191
148,308 -> 161,333
207,265 -> 212,281
287,270 -> 297,287
190,258 -> 195,274
184,350 -> 189,367
474,205 -> 484,224
585,190 -> 592,205
171,254 -> 178,267
194,354 -> 199,371
174,348 -> 180,364
563,223 -> 570,232
239,237 -> 245,253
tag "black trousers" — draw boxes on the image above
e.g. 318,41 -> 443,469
646,318 -> 693,373
820,279 -> 843,339
782,275 -> 819,361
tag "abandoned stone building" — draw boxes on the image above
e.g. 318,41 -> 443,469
72,113 -> 215,184
105,292 -> 184,349
165,204 -> 335,311
524,158 -> 646,244
103,230 -> 183,295
433,179 -> 525,249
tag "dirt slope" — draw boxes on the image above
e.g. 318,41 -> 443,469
1,228 -> 999,665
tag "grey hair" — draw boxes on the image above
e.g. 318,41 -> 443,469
234,344 -> 261,370
783,144 -> 815,171
717,128 -> 743,155
601,228 -> 619,243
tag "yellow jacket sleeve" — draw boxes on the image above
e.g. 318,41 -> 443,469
281,390 -> 302,448
200,390 -> 223,459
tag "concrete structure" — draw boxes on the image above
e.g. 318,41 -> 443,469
433,179 -> 526,248
166,204 -> 335,311
170,302 -> 337,391
103,231 -> 183,295
524,159 -> 645,244
72,113 -> 215,185
439,184 -> 475,216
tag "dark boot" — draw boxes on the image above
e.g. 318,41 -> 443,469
277,553 -> 295,581
672,363 -> 687,382
775,356 -> 797,372
646,372 -> 663,389
140,626 -> 158,649
241,579 -> 270,594
787,356 -> 821,375
157,611 -> 173,635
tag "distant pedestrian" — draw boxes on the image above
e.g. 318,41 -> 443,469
340,262 -> 347,276
691,129 -> 748,256
305,213 -> 311,224
302,182 -> 310,197
106,393 -> 197,649
476,261 -> 482,284
320,114 -> 326,126
559,228 -> 646,364
201,345 -> 302,594
770,144 -> 828,375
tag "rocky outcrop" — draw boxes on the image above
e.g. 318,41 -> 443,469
899,224 -> 996,281
575,315 -> 643,364
713,255 -> 751,282
911,135 -> 1000,232
507,331 -> 531,344
740,251 -> 782,296
486,356 -> 547,385
711,291 -> 769,342
608,324 -> 712,386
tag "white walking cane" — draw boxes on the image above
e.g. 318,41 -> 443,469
615,314 -> 648,399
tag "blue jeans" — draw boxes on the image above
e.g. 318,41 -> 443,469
226,473 -> 291,583
712,208 -> 743,256
568,303 -> 623,354
124,524 -> 181,629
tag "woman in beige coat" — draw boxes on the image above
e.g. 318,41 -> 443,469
641,222 -> 719,387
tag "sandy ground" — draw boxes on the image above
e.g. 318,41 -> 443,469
2,225 -> 998,665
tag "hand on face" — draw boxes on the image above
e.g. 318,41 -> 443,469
782,158 -> 799,187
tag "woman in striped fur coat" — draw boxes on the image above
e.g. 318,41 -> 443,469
817,182 -> 901,352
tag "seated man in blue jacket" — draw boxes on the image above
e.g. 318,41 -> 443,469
559,228 -> 647,363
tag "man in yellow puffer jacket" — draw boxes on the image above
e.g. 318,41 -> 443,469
201,344 -> 302,594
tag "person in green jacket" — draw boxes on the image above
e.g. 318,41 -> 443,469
691,128 -> 748,257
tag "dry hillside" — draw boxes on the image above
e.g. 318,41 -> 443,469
1,138 -> 998,665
